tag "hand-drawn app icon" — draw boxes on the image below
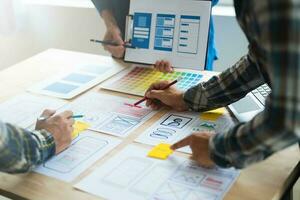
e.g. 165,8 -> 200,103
161,114 -> 193,129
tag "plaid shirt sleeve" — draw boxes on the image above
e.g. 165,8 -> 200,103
184,52 -> 266,112
184,0 -> 300,169
0,121 -> 56,173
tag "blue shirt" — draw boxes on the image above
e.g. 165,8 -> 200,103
92,0 -> 218,70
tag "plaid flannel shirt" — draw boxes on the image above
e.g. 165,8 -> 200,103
0,122 -> 55,173
184,0 -> 300,168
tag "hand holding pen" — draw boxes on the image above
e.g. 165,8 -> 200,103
144,78 -> 188,111
90,39 -> 136,49
132,77 -> 188,111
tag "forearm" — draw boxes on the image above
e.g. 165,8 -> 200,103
101,10 -> 119,29
91,0 -> 117,28
0,122 -> 55,173
91,0 -> 111,14
183,53 -> 266,111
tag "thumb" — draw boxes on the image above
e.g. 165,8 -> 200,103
146,90 -> 164,100
113,33 -> 124,45
41,109 -> 56,118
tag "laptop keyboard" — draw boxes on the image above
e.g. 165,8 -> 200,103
251,84 -> 271,106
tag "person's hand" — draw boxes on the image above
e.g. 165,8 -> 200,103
154,60 -> 173,72
145,81 -> 188,111
35,109 -> 75,154
103,25 -> 125,58
171,132 -> 215,168
101,10 -> 125,58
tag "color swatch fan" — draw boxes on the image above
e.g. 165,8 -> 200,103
101,66 -> 203,96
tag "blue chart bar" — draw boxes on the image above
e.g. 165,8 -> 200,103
154,14 -> 175,52
177,15 -> 201,54
132,13 -> 152,49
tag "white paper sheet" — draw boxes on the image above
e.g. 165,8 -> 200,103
0,94 -> 66,128
28,60 -> 124,99
75,145 -> 239,200
125,0 -> 211,69
135,111 -> 235,153
35,131 -> 121,182
58,92 -> 157,138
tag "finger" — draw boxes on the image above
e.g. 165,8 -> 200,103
41,109 -> 56,118
190,154 -> 197,161
146,99 -> 152,107
171,136 -> 192,150
145,82 -> 163,95
159,61 -> 165,72
152,81 -> 171,90
146,90 -> 164,100
165,61 -> 173,72
163,61 -> 170,72
69,118 -> 75,126
197,160 -> 215,169
158,80 -> 172,89
106,46 -> 125,58
60,110 -> 74,119
113,34 -> 124,44
151,104 -> 161,110
154,61 -> 160,70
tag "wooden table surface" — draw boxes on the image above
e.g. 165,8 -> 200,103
0,49 -> 299,200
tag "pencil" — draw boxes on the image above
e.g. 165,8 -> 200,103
133,77 -> 183,107
90,39 -> 136,49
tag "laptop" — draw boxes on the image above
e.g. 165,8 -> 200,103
228,84 -> 271,122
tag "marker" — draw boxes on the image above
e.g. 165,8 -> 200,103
72,115 -> 84,119
90,39 -> 136,49
133,77 -> 183,107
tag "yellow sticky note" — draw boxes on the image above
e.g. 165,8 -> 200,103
200,107 -> 226,121
72,121 -> 90,139
148,143 -> 173,160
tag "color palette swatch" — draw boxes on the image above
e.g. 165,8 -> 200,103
101,66 -> 203,96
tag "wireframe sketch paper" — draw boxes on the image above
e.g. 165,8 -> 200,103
28,60 -> 125,99
0,94 -> 66,128
58,92 -> 157,138
75,145 -> 239,200
125,0 -> 211,69
35,131 -> 121,182
135,110 -> 235,153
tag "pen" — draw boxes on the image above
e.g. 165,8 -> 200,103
133,77 -> 183,107
90,39 -> 136,49
71,115 -> 84,119
37,115 -> 84,121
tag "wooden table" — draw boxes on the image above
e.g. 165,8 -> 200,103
0,49 -> 299,200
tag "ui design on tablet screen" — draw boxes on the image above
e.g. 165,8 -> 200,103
124,0 -> 211,70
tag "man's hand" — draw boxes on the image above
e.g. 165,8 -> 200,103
145,81 -> 188,111
171,132 -> 215,168
154,60 -> 173,73
35,109 -> 75,154
103,26 -> 125,58
101,10 -> 125,58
